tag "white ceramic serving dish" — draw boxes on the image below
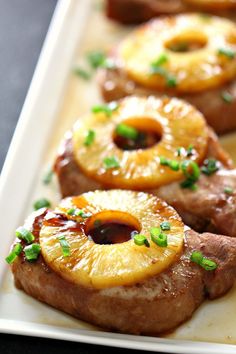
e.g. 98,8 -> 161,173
1,1 -> 236,352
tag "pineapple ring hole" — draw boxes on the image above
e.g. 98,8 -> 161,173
113,117 -> 162,151
85,210 -> 141,245
165,32 -> 208,52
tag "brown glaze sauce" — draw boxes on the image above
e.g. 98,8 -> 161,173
43,211 -> 85,233
88,222 -> 138,245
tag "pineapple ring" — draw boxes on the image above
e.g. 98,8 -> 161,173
118,14 -> 236,93
72,96 -> 208,190
183,0 -> 236,10
40,190 -> 185,289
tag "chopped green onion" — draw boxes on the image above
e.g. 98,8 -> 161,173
201,158 -> 219,176
73,67 -> 91,80
159,156 -> 169,166
24,243 -> 41,261
190,251 -> 203,265
221,91 -> 233,104
92,102 -> 119,117
168,160 -> 180,171
181,160 -> 200,181
166,75 -> 177,88
151,53 -> 169,67
150,58 -> 177,87
15,227 -> 35,244
200,258 -> 217,271
33,198 -> 51,211
160,156 -> 179,171
160,221 -> 171,231
190,251 -> 217,271
84,129 -> 95,146
218,48 -> 235,59
176,147 -> 183,157
186,144 -> 194,156
67,208 -> 91,218
87,51 -> 106,69
57,235 -> 71,257
43,169 -> 53,185
133,234 -> 150,247
224,186 -> 233,195
116,123 -> 138,140
5,244 -> 23,264
103,156 -> 120,169
150,227 -> 168,247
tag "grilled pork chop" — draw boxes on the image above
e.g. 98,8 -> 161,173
98,67 -> 236,135
54,129 -> 236,236
11,207 -> 236,334
106,0 -> 235,24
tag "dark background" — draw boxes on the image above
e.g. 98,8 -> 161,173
0,1 -> 155,353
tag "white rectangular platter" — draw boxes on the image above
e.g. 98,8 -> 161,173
1,0 -> 236,353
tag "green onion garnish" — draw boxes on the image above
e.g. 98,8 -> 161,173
15,227 -> 35,244
190,251 -> 217,271
103,156 -> 120,169
160,221 -> 171,231
87,51 -> 107,69
87,51 -> 115,70
43,169 -> 53,185
166,75 -> 177,88
5,243 -> 23,264
190,251 -> 203,265
176,147 -> 183,157
73,67 -> 91,80
116,123 -> 138,140
150,56 -> 177,87
159,156 -> 169,166
181,160 -> 200,181
24,243 -> 41,261
84,129 -> 95,146
92,102 -> 119,117
180,160 -> 200,189
160,156 -> 180,171
150,227 -> 168,247
218,48 -> 235,59
221,91 -> 233,104
33,198 -> 51,211
186,144 -> 194,156
57,235 -> 71,257
133,234 -> 150,247
151,53 -> 169,67
224,186 -> 233,195
201,158 -> 219,176
67,208 -> 92,218
200,258 -> 218,271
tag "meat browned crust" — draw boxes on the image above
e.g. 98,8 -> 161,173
11,208 -> 236,335
106,0 -> 235,24
98,67 -> 236,135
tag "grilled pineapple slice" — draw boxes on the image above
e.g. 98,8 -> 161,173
40,190 -> 184,289
72,96 -> 208,190
118,14 -> 236,93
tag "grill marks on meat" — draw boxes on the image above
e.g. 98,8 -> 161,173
11,210 -> 236,334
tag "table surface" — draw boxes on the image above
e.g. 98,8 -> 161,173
0,1 -> 154,353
